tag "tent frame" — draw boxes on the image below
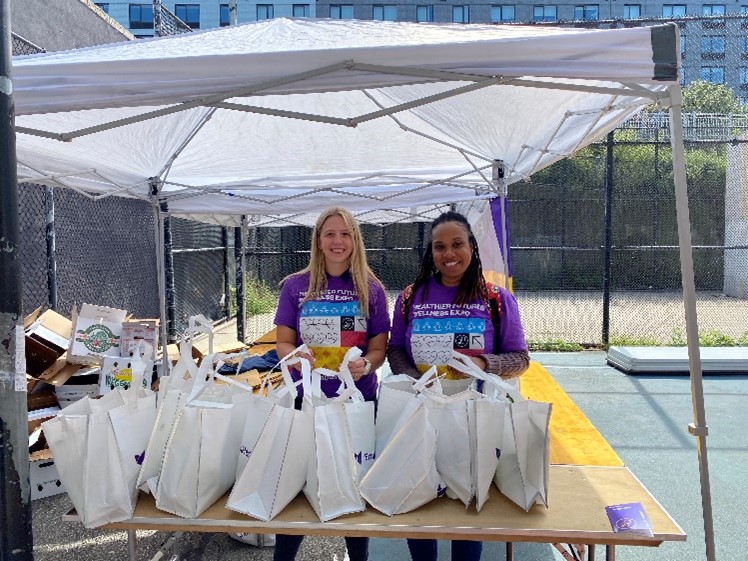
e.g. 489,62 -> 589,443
11,22 -> 715,559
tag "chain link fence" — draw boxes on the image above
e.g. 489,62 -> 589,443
241,114 -> 748,347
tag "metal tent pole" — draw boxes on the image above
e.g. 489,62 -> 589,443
492,160 -> 510,290
151,180 -> 170,376
668,84 -> 716,561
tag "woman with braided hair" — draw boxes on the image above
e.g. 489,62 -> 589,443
386,210 -> 529,561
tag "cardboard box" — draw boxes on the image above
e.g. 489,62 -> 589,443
54,368 -> 100,407
120,319 -> 159,358
25,308 -> 72,351
99,356 -> 154,395
29,449 -> 66,500
68,304 -> 127,365
23,308 -> 78,392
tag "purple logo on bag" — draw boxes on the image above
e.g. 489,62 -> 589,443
240,445 -> 251,458
134,451 -> 145,465
495,448 -> 501,461
437,484 -> 447,497
353,451 -> 375,464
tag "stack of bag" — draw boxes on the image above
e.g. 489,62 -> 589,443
363,351 -> 551,514
42,343 -> 156,528
227,346 -> 375,523
44,321 -> 552,528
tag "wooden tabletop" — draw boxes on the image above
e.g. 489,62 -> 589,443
69,465 -> 685,546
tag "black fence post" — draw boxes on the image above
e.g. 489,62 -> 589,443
235,220 -> 246,343
45,186 -> 57,310
163,211 -> 177,344
222,227 -> 231,319
0,0 -> 34,556
602,130 -> 615,346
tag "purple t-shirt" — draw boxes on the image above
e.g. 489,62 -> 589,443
274,270 -> 390,400
389,277 -> 527,378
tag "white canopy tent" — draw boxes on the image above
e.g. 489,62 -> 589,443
11,18 -> 714,559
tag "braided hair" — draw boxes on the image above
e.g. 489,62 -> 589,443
404,211 -> 488,320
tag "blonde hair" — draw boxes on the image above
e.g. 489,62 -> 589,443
293,207 -> 384,317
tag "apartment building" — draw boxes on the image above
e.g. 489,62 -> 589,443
94,1 -> 748,100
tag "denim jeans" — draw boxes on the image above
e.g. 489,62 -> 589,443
406,539 -> 482,561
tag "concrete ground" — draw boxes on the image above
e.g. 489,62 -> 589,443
31,351 -> 748,561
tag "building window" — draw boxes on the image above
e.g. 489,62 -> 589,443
701,35 -> 725,54
574,4 -> 598,20
662,4 -> 686,17
700,66 -> 725,83
740,37 -> 748,54
740,67 -> 748,85
416,5 -> 434,22
702,4 -> 725,15
293,4 -> 310,16
623,4 -> 640,18
330,4 -> 354,18
129,4 -> 154,29
702,4 -> 725,26
174,4 -> 200,28
491,5 -> 515,22
742,5 -> 748,13
533,5 -> 557,21
220,4 -> 230,26
453,5 -> 470,22
257,4 -> 274,19
95,3 -> 110,13
372,4 -> 397,20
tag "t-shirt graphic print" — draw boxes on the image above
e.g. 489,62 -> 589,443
410,302 -> 491,378
299,299 -> 366,371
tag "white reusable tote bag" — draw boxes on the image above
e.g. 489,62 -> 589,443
374,366 -> 439,457
419,387 -> 482,507
136,331 -> 200,495
43,348 -> 156,528
107,345 -> 158,509
448,352 -> 551,511
156,353 -> 248,518
359,400 -> 443,516
226,353 -> 314,521
303,347 -> 370,521
495,399 -> 552,511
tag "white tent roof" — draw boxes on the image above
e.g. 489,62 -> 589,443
13,18 -> 679,226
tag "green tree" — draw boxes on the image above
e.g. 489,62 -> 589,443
681,80 -> 745,114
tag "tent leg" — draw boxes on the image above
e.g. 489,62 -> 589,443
668,85 -> 716,561
494,160 -> 511,291
151,181 -> 170,377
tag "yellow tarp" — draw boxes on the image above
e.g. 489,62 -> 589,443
520,362 -> 624,467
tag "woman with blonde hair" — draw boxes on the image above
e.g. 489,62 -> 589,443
272,206 -> 390,561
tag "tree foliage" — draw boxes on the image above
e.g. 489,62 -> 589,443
681,80 -> 745,114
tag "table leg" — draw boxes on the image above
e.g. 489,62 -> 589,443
605,545 -> 615,561
127,529 -> 137,561
506,542 -> 514,561
588,544 -> 595,561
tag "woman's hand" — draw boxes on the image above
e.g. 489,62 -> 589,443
470,355 -> 487,371
347,357 -> 370,381
295,349 -> 315,369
